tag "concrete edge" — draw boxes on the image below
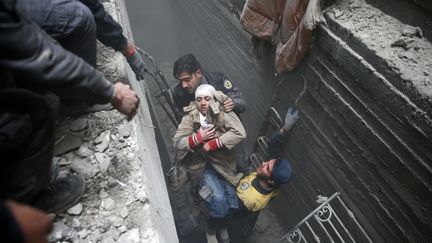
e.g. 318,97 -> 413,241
113,1 -> 179,242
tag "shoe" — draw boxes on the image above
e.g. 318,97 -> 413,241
206,227 -> 218,243
33,174 -> 86,213
219,226 -> 230,243
60,102 -> 113,117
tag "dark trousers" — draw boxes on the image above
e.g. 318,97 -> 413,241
0,89 -> 54,203
16,0 -> 97,67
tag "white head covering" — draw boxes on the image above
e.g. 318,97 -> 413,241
195,84 -> 216,99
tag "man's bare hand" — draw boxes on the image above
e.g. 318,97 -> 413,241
111,83 -> 140,121
199,125 -> 215,141
7,201 -> 52,243
223,98 -> 234,112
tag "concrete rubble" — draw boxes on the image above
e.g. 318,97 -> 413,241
48,1 -> 161,242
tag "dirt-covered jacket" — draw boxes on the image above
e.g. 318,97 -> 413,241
173,71 -> 246,116
173,91 -> 246,186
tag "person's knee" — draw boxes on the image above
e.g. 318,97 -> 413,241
72,1 -> 96,36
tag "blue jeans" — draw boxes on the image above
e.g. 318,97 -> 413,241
198,166 -> 239,219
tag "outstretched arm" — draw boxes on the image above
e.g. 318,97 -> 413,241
267,107 -> 299,158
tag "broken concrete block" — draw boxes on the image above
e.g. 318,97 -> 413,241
70,118 -> 88,132
95,131 -> 111,152
67,203 -> 83,216
77,142 -> 92,158
118,228 -> 140,243
71,158 -> 98,179
119,123 -> 133,138
99,189 -> 109,199
49,222 -> 73,241
120,207 -> 129,218
54,134 -> 82,156
100,197 -> 115,211
108,215 -> 124,227
95,152 -> 111,173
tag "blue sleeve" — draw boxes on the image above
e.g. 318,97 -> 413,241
267,131 -> 285,159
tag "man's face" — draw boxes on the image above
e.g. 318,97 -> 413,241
196,95 -> 212,115
256,159 -> 276,181
178,69 -> 202,94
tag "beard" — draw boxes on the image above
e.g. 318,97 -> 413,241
256,173 -> 271,180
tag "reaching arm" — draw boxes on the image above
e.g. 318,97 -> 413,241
267,107 -> 299,158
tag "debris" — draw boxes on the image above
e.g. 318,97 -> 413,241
95,152 -> 111,173
49,222 -> 73,241
118,228 -> 140,243
119,123 -> 133,138
120,207 -> 129,218
59,157 -> 71,166
135,190 -> 148,203
67,203 -> 83,216
99,189 -> 109,199
77,143 -> 93,158
54,134 -> 82,156
100,197 -> 115,211
402,25 -> 423,38
71,158 -> 98,179
95,130 -> 111,152
70,118 -> 88,132
391,38 -> 416,50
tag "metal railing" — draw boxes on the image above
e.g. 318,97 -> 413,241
279,192 -> 373,243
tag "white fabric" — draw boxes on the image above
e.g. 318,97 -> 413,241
195,84 -> 216,99
199,113 -> 213,129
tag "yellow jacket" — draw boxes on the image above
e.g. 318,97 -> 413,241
236,172 -> 280,212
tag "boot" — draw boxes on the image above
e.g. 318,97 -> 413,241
33,174 -> 86,213
206,227 -> 218,243
219,226 -> 230,243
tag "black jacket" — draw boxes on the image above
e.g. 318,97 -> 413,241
172,71 -> 246,115
79,0 -> 127,52
0,0 -> 114,103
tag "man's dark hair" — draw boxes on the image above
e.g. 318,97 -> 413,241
173,54 -> 201,78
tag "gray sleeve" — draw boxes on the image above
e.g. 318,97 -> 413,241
0,7 -> 114,104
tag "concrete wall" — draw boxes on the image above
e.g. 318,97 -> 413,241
225,0 -> 432,242
115,1 -> 179,242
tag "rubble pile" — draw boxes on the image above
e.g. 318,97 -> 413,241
48,41 -> 157,242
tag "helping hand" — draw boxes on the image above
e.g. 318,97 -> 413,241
223,98 -> 234,112
282,107 -> 299,133
123,42 -> 147,81
111,82 -> 140,121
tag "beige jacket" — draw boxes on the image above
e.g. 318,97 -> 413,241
173,91 -> 247,186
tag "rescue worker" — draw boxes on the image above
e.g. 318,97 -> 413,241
172,84 -> 246,243
15,0 -> 146,115
0,0 -> 140,214
172,53 -> 249,173
172,54 -> 246,115
230,107 -> 299,242
16,0 -> 145,80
